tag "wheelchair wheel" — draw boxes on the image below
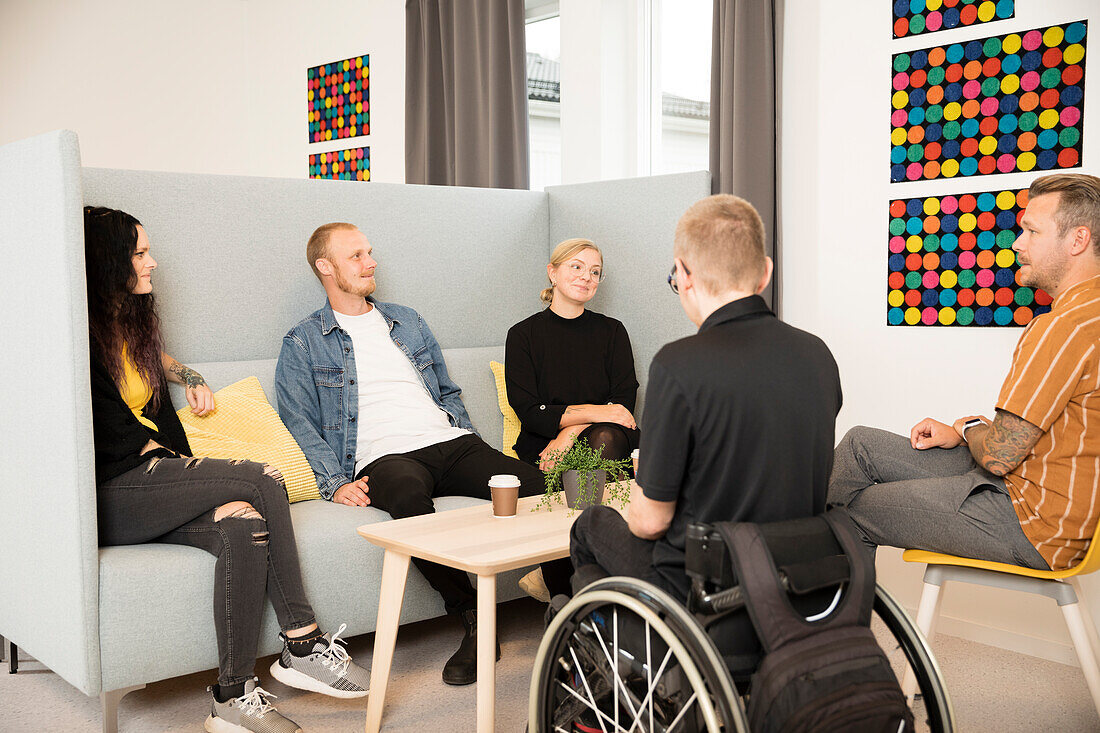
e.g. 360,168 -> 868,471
873,584 -> 957,733
529,576 -> 749,733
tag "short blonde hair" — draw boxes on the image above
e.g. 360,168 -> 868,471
1029,174 -> 1100,254
541,238 -> 602,304
306,222 -> 359,279
674,194 -> 766,294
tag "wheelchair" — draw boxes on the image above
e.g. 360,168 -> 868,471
528,514 -> 956,732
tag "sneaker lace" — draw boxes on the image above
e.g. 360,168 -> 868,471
238,686 -> 278,717
316,623 -> 352,675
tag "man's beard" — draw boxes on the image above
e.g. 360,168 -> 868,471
333,267 -> 375,298
1019,253 -> 1068,294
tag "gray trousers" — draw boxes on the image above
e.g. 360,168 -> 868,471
828,426 -> 1048,570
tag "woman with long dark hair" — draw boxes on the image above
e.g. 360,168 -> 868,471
85,207 -> 369,733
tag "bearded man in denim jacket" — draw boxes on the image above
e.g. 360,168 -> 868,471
276,223 -> 564,686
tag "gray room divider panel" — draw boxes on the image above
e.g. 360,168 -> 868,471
0,130 -> 101,695
82,171 -> 550,363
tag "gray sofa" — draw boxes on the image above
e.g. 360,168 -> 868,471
0,130 -> 708,731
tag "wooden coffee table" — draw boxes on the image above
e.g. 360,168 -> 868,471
358,493 -> 618,732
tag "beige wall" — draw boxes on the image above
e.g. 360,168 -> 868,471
0,0 -> 405,182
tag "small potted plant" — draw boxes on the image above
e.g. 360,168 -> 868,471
537,437 -> 632,513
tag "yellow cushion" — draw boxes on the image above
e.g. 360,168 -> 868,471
489,361 -> 521,459
176,377 -> 321,503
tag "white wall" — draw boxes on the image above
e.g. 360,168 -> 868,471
0,0 -> 406,182
781,0 -> 1100,665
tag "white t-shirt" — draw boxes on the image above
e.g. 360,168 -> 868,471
333,307 -> 469,475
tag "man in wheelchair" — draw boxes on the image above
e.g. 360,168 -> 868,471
568,193 -> 842,618
547,194 -> 848,731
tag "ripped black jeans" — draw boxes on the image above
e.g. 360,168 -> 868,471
97,455 -> 317,686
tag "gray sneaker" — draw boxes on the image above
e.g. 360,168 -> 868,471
269,623 -> 370,699
204,678 -> 301,733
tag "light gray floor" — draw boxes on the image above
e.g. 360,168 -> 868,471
0,597 -> 1097,731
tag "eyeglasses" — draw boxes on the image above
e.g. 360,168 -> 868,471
564,261 -> 604,282
668,261 -> 691,294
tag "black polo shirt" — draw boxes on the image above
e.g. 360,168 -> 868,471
636,295 -> 842,598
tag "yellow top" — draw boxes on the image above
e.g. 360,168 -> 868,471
120,345 -> 158,432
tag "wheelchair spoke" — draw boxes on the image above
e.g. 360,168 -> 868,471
625,647 -> 675,733
646,618 -> 654,733
591,615 -> 642,722
662,691 -> 698,733
568,644 -> 611,733
614,607 -> 620,732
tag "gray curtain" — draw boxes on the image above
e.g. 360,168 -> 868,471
710,0 -> 779,310
405,0 -> 530,189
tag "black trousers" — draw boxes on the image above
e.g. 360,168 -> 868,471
569,505 -> 662,589
98,456 -> 317,687
356,433 -> 573,611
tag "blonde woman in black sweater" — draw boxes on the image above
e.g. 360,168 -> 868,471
505,238 -> 640,470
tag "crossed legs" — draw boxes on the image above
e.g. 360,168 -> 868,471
828,426 -> 1048,569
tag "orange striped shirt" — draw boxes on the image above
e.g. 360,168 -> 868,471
997,274 -> 1100,570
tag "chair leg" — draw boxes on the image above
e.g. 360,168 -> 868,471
1061,601 -> 1100,721
902,579 -> 944,700
0,634 -> 5,661
1069,578 -> 1100,662
100,683 -> 145,733
7,642 -> 16,674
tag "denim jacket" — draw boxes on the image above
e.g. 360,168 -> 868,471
275,298 -> 476,500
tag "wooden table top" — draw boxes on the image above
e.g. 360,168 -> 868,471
357,493 -> 627,575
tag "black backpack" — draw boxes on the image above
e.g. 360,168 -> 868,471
717,511 -> 914,733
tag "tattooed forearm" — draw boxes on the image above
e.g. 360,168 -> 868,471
974,409 -> 1043,476
169,360 -> 206,389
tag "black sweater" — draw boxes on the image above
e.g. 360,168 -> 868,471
90,354 -> 192,485
504,308 -> 639,462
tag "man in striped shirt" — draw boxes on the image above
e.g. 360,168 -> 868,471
829,173 -> 1100,571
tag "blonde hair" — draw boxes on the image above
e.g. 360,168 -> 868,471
674,194 -> 766,294
1029,174 -> 1100,254
306,222 -> 359,280
541,238 -> 602,304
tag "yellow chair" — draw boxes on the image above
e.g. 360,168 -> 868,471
900,523 -> 1100,719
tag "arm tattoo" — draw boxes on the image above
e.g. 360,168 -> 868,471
564,406 -> 578,415
169,360 -> 206,389
979,409 -> 1043,476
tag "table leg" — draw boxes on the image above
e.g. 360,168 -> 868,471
365,550 -> 410,733
476,573 -> 497,733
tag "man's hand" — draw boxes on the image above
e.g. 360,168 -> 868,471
909,417 -> 964,450
600,404 -> 637,430
333,477 -> 370,507
951,414 -> 990,443
186,383 -> 216,416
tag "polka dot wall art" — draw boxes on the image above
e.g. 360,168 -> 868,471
894,0 -> 1014,39
308,54 -> 369,143
309,147 -> 370,181
888,188 -> 1052,327
891,21 -> 1087,183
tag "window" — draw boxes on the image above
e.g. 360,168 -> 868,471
526,13 -> 561,191
650,0 -> 711,175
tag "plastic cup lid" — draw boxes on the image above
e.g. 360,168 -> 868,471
488,474 -> 521,488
